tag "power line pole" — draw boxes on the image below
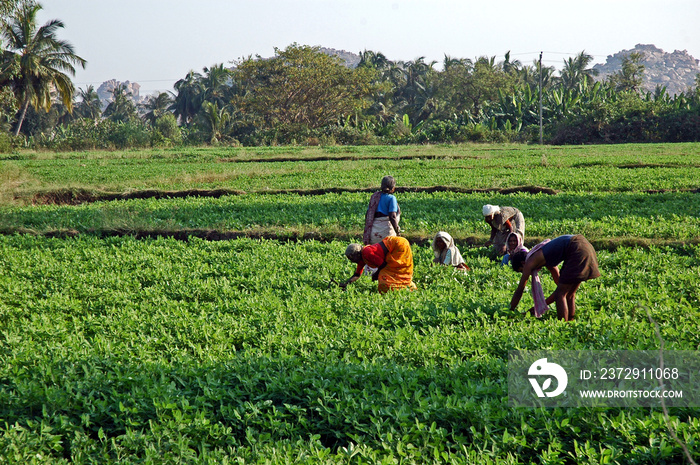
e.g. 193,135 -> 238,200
538,51 -> 543,145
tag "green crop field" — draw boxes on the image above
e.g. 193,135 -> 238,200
1,143 -> 699,464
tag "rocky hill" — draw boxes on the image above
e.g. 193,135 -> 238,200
96,80 -> 143,108
592,44 -> 699,96
318,47 -> 361,68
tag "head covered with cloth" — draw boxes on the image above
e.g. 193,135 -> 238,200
482,204 -> 525,256
432,231 -> 469,270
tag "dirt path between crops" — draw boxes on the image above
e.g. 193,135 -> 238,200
29,184 -> 700,206
29,185 -> 559,206
218,154 -> 484,163
573,162 -> 700,169
220,155 -> 700,169
24,227 -> 699,252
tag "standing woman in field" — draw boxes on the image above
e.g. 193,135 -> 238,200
482,204 -> 525,259
509,234 -> 600,321
341,236 -> 417,293
364,176 -> 401,245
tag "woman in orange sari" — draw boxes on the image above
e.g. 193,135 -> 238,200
341,236 -> 416,293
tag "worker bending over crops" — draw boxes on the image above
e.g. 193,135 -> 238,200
509,234 -> 600,321
341,236 -> 417,293
482,204 -> 525,260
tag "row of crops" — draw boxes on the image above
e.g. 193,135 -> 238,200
1,143 -> 699,463
2,191 -> 700,244
3,143 -> 700,199
1,235 -> 699,463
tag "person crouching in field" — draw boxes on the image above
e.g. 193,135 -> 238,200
432,232 -> 469,271
506,232 -> 528,258
341,236 -> 417,293
509,234 -> 600,321
483,204 -> 525,259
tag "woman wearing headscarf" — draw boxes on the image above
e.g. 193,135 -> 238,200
509,234 -> 600,321
432,232 -> 469,271
506,231 -> 528,257
363,176 -> 401,246
482,204 -> 525,257
341,236 -> 417,293
501,231 -> 528,266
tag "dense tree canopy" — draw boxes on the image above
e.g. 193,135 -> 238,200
0,8 -> 698,150
234,44 -> 378,130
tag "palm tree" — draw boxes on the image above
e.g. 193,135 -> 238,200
200,63 -> 234,108
170,70 -> 203,126
474,55 -> 498,72
609,52 -> 645,93
501,51 -> 522,75
519,60 -> 556,89
102,83 -> 137,122
0,0 -> 22,22
443,54 -> 471,71
392,57 -> 437,123
196,101 -> 232,144
140,91 -> 173,125
75,85 -> 102,120
358,50 -> 393,72
0,3 -> 86,135
560,51 -> 598,92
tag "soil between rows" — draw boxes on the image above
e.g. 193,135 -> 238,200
218,154 -> 484,163
13,227 -> 699,252
29,185 -> 559,206
219,155 -> 700,169
27,185 -> 700,207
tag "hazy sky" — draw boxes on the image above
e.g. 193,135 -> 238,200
38,0 -> 700,96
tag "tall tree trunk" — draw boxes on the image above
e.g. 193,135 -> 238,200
13,97 -> 30,137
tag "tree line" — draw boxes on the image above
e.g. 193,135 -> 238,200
1,2 -> 699,152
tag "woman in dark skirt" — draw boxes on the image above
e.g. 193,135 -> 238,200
509,235 -> 600,321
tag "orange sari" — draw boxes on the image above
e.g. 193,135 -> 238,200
377,236 -> 417,293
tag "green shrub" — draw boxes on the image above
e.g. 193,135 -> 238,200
0,131 -> 14,153
417,121 -> 469,143
151,113 -> 182,147
107,120 -> 151,149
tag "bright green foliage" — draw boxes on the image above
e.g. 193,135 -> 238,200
0,235 -> 698,462
2,191 -> 700,244
1,144 -> 699,463
152,113 -> 182,146
3,143 -> 700,197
